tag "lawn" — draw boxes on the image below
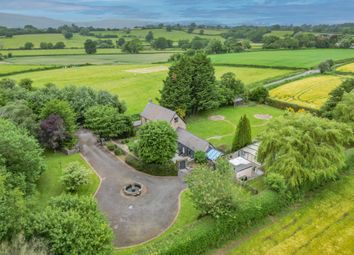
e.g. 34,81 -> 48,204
5,53 -> 173,65
36,152 -> 100,207
337,62 -> 354,73
210,49 -> 354,68
0,33 -> 96,49
269,75 -> 346,109
227,167 -> 354,255
4,64 -> 294,114
114,190 -> 199,255
187,104 -> 284,151
0,64 -> 53,76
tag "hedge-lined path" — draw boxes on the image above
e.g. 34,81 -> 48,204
77,130 -> 185,247
263,69 -> 320,88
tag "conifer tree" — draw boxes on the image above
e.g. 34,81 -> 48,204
232,115 -> 252,151
159,52 -> 219,115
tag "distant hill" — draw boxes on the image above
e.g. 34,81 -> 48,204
0,12 -> 151,28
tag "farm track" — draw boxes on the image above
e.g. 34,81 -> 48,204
263,69 -> 320,88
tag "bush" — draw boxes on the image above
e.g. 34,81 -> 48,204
125,155 -> 178,176
114,147 -> 125,156
265,173 -> 287,193
248,87 -> 269,103
194,151 -> 207,164
106,141 -> 116,151
60,162 -> 90,192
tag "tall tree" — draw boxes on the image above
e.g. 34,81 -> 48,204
333,92 -> 354,130
217,72 -> 245,105
145,31 -> 154,42
159,55 -> 193,113
84,39 -> 97,54
257,113 -> 352,190
160,52 -> 218,115
232,115 -> 252,151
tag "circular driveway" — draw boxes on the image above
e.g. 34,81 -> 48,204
78,130 -> 185,247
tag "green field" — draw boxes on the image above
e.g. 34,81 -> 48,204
187,104 -> 284,151
210,49 -> 354,68
0,33 -> 96,49
227,165 -> 354,255
270,75 -> 346,109
36,152 -> 100,207
4,53 -> 173,65
94,28 -> 224,42
0,48 -> 123,57
0,64 -> 53,75
4,65 -> 294,114
265,30 -> 294,38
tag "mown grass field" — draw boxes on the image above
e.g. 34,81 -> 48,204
36,152 -> 100,208
265,30 -> 293,38
187,104 -> 284,151
337,62 -> 354,73
114,190 -> 199,255
269,75 -> 346,109
4,53 -> 173,65
210,49 -> 354,68
0,64 -> 53,75
228,163 -> 354,255
4,65 -> 294,114
0,33 -> 96,49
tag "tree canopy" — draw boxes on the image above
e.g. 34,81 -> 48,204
257,113 -> 352,190
137,121 -> 177,164
84,105 -> 133,139
0,119 -> 45,194
159,52 -> 219,115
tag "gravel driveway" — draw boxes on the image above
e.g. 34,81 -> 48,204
78,130 -> 185,247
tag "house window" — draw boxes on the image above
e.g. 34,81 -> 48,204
174,117 -> 178,123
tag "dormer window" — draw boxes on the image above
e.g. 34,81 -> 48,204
174,117 -> 179,123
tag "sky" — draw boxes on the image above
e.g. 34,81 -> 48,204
1,0 -> 354,25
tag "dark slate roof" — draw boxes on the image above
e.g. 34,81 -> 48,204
141,102 -> 176,123
177,128 -> 210,152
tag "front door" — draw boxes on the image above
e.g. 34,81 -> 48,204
179,160 -> 186,170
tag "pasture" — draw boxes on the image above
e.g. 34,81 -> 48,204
228,164 -> 354,255
269,75 -> 345,109
187,104 -> 284,151
94,28 -> 224,42
36,152 -> 100,208
210,49 -> 354,68
0,64 -> 53,76
4,65 -> 294,114
0,48 -> 122,57
337,62 -> 354,73
0,33 -> 96,49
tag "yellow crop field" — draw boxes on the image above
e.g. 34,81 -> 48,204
337,62 -> 354,73
270,75 -> 345,109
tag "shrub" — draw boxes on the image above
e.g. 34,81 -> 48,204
114,147 -> 125,156
265,173 -> 287,193
60,162 -> 90,192
125,155 -> 178,176
106,141 -> 116,151
194,151 -> 207,164
248,87 -> 269,103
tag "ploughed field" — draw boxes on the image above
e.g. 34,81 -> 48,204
269,75 -> 347,109
210,49 -> 354,68
3,64 -> 294,114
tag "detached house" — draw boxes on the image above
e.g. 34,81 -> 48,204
139,102 -> 222,165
